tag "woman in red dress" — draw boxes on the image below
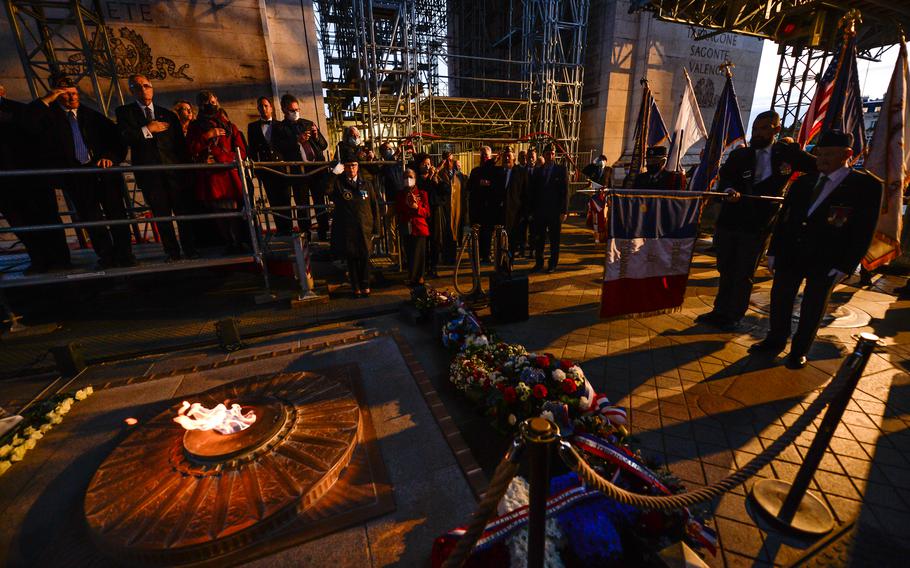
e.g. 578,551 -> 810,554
185,90 -> 248,252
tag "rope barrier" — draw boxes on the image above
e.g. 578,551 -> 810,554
442,438 -> 524,568
557,351 -> 861,510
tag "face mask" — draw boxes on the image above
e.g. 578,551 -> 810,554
595,159 -> 603,166
286,111 -> 300,121
352,136 -> 363,146
382,149 -> 393,159
406,178 -> 416,187
419,166 -> 430,175
646,163 -> 661,174
201,103 -> 218,116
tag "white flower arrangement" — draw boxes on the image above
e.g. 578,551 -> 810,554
497,477 -> 566,568
551,369 -> 567,382
0,386 -> 94,476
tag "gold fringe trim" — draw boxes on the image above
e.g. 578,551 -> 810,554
599,305 -> 683,321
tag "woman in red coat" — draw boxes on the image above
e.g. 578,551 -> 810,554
186,90 -> 248,252
396,168 -> 431,286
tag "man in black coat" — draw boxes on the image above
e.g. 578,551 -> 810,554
529,143 -> 568,273
499,147 -> 529,257
31,76 -> 132,269
467,146 -> 498,262
274,94 -> 330,239
116,73 -> 197,261
750,130 -> 882,369
247,96 -> 290,235
0,84 -> 71,273
698,110 -> 816,329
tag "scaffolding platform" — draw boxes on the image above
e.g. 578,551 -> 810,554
0,244 -> 256,289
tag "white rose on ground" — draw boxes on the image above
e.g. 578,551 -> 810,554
0,461 -> 10,475
551,369 -> 566,382
10,446 -> 27,462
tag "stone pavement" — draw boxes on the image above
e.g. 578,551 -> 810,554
486,222 -> 910,567
0,326 -> 476,567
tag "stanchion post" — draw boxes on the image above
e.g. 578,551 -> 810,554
523,417 -> 557,568
751,332 -> 880,535
236,150 -> 274,302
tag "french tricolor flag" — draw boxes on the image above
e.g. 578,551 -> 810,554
600,190 -> 702,319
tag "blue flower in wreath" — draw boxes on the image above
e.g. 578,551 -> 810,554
520,367 -> 546,384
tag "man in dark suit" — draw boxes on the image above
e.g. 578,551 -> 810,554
750,130 -> 882,369
31,76 -> 132,269
247,96 -> 290,235
500,147 -> 529,258
529,143 -> 568,273
698,110 -> 816,329
274,93 -> 330,239
116,73 -> 197,261
0,84 -> 71,273
633,146 -> 687,190
467,146 -> 498,262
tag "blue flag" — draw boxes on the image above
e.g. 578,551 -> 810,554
624,81 -> 669,188
689,74 -> 745,192
820,33 -> 865,159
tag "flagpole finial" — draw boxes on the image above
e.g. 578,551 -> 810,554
640,77 -> 649,87
840,9 -> 862,37
718,60 -> 735,78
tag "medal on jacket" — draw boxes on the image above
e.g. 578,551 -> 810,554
342,189 -> 353,200
779,162 -> 792,175
826,205 -> 852,228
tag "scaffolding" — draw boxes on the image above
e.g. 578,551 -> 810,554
4,0 -> 125,116
634,0 -> 908,136
314,0 -> 588,163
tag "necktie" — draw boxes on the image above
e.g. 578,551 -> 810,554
144,106 -> 153,122
807,175 -> 828,214
263,120 -> 272,142
68,111 -> 90,164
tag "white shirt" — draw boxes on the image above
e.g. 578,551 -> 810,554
138,101 -> 156,139
260,119 -> 273,143
754,145 -> 772,184
807,166 -> 851,217
504,167 -> 512,188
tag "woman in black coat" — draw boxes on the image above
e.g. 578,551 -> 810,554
327,158 -> 380,297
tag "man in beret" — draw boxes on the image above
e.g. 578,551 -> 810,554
750,129 -> 882,369
633,146 -> 686,190
698,110 -> 816,330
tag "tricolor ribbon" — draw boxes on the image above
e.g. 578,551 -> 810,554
686,517 -> 718,555
446,481 -> 601,551
588,394 -> 627,426
571,433 -> 673,495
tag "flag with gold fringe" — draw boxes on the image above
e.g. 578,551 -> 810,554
862,41 -> 909,270
600,190 -> 702,319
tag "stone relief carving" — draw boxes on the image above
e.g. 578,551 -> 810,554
68,26 -> 193,81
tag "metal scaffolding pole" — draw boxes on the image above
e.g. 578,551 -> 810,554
771,44 -> 830,135
4,0 -> 125,117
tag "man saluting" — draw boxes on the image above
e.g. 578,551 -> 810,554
749,130 -> 882,369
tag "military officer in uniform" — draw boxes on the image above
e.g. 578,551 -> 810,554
632,146 -> 686,190
749,130 -> 882,369
697,110 -> 816,329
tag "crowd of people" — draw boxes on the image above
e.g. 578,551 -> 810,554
0,78 -> 889,367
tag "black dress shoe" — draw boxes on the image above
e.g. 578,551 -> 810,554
530,264 -> 544,273
695,312 -> 722,324
748,340 -> 786,355
785,354 -> 808,369
546,266 -> 555,274
117,256 -> 138,268
184,249 -> 201,260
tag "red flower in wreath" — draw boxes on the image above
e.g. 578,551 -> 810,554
560,359 -> 574,370
503,387 -> 518,404
535,355 -> 551,369
561,378 -> 577,394
532,384 -> 548,399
